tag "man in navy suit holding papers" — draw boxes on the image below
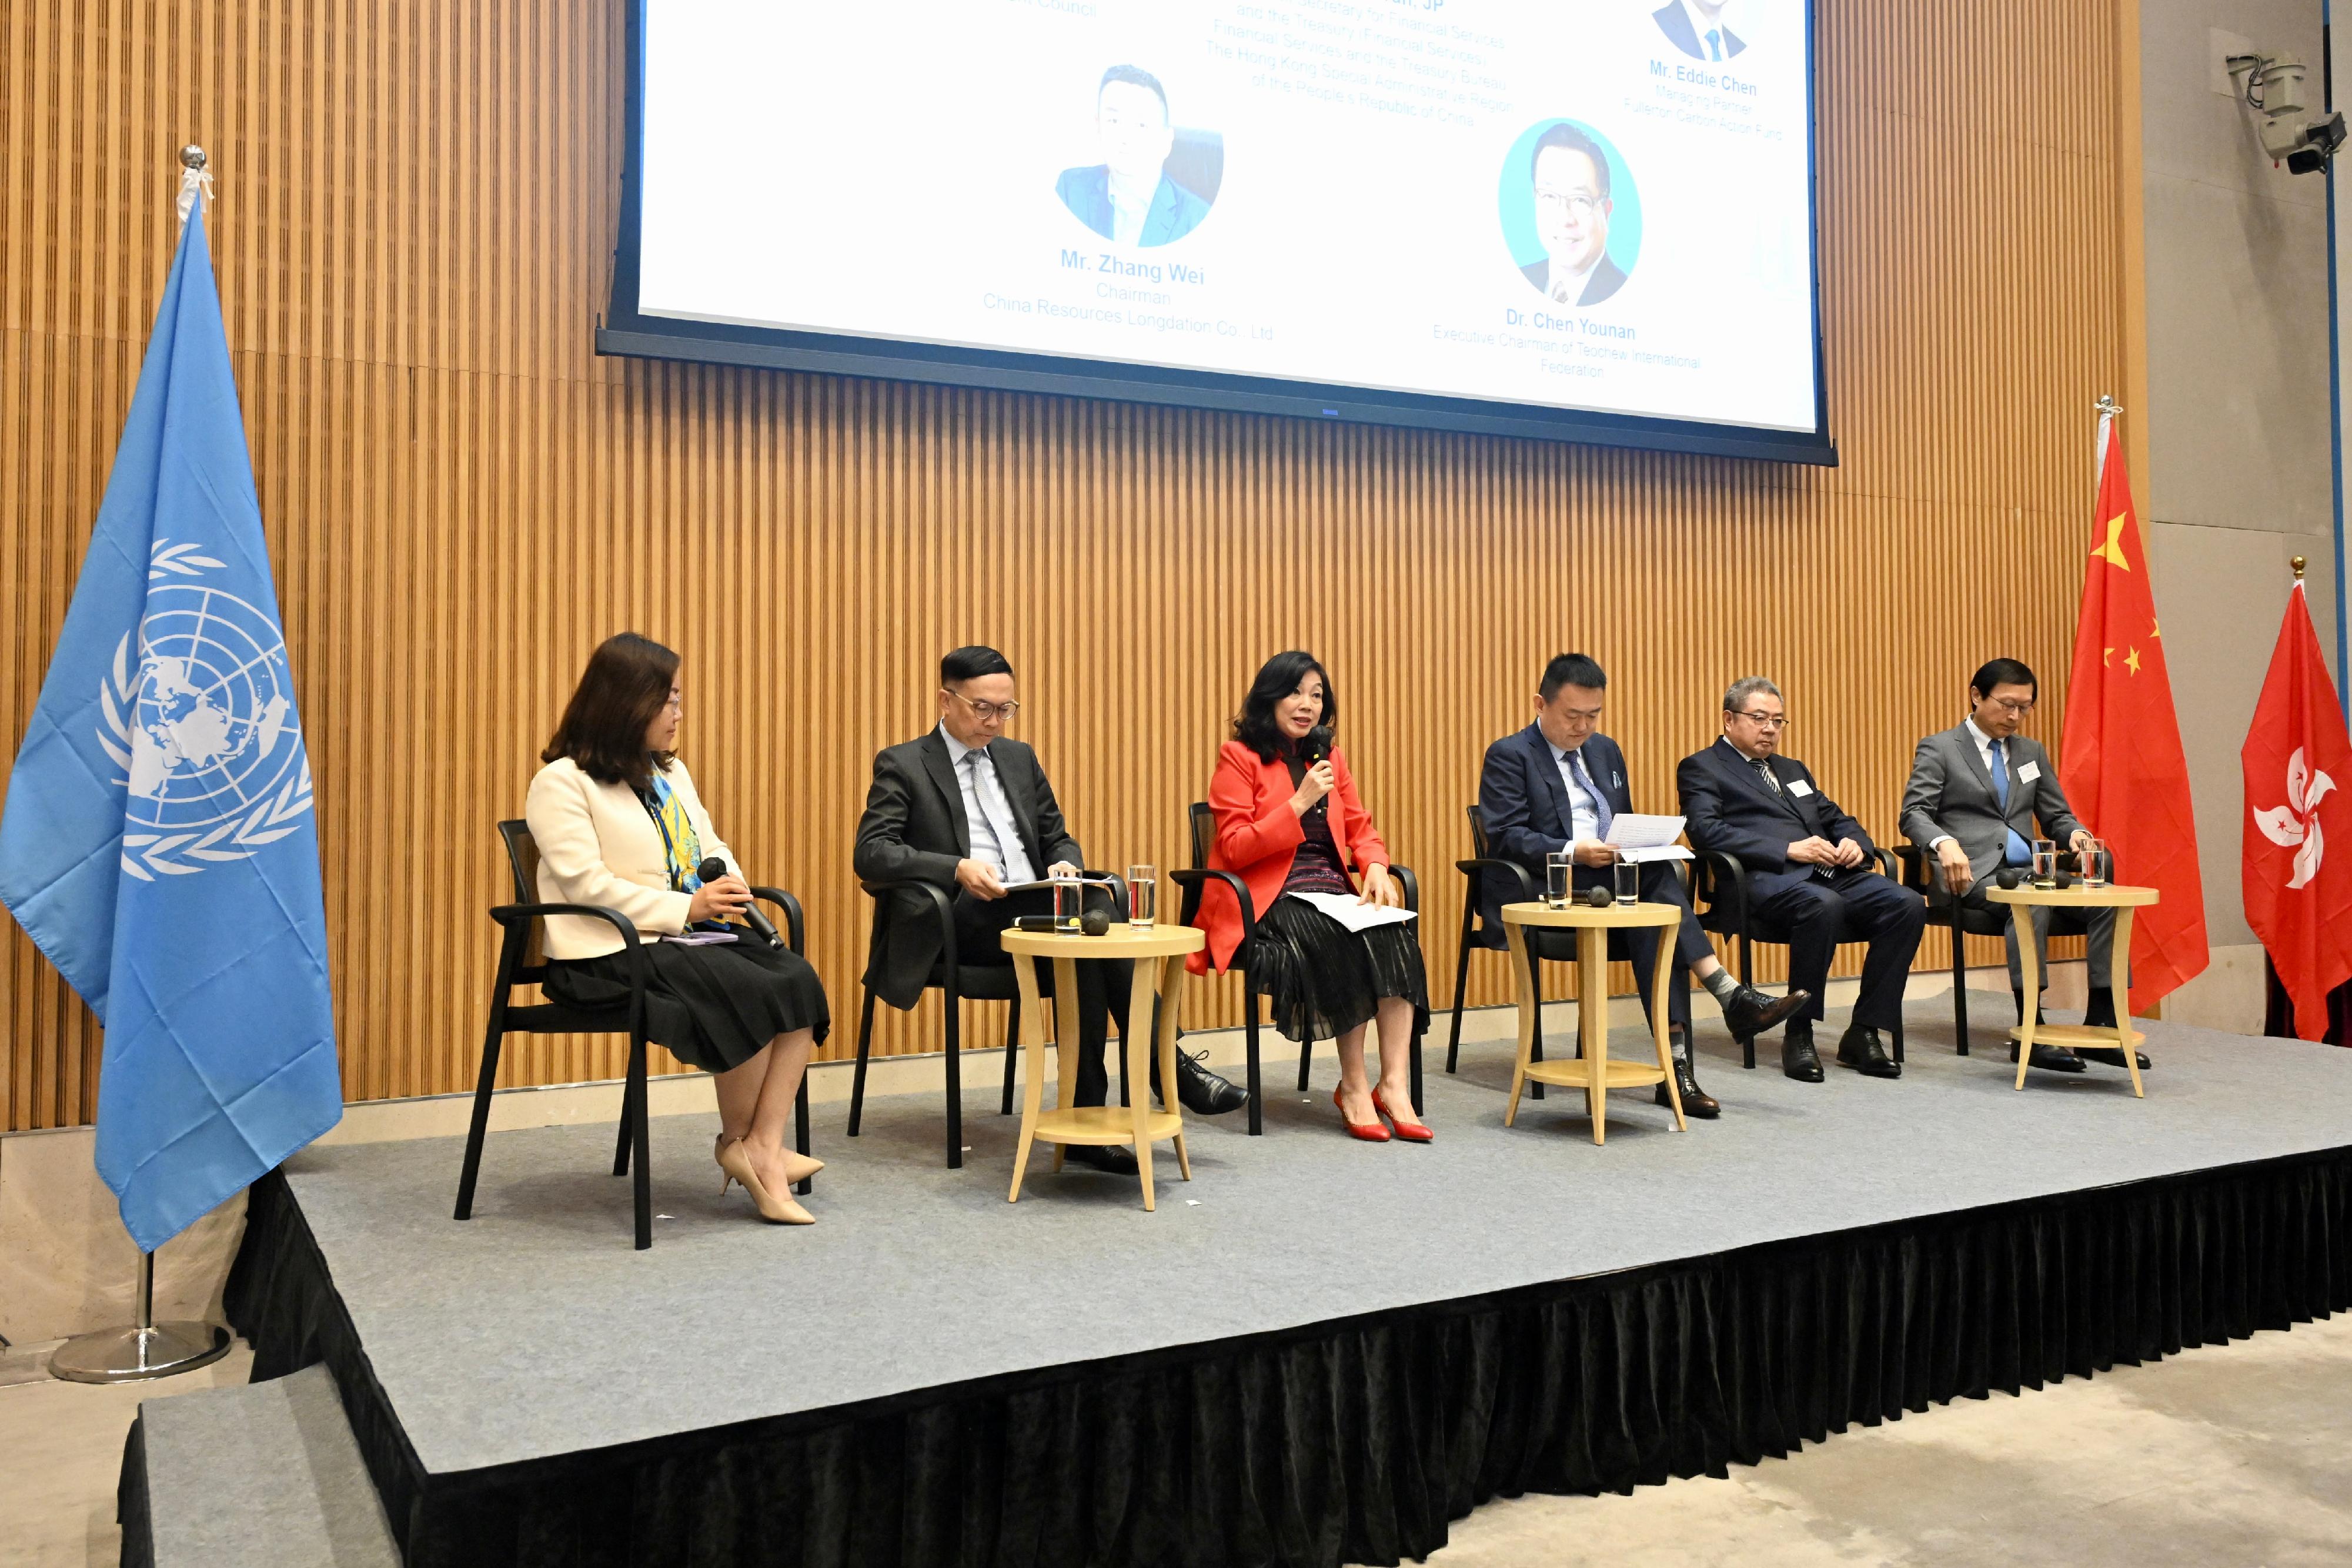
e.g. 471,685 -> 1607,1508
1478,654 -> 1809,1117
1679,677 -> 1923,1083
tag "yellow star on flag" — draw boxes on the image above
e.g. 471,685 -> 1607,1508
2149,617 -> 2161,639
2103,646 -> 2114,667
2092,513 -> 2132,570
2125,646 -> 2143,674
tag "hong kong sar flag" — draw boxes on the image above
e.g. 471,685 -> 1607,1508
2243,575 -> 2352,1041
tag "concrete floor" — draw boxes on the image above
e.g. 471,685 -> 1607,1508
4,1317 -> 2351,1566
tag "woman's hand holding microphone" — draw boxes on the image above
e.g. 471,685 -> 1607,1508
1290,760 -> 1336,816
687,873 -> 753,925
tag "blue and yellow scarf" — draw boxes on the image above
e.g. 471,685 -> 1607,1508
641,771 -> 706,892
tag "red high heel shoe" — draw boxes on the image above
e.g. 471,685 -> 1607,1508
1334,1086 -> 1390,1142
1371,1088 -> 1434,1143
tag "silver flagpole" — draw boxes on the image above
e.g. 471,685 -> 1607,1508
46,145 -> 236,1388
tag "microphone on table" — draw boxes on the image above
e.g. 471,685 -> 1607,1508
1585,885 -> 1615,909
1993,867 -> 2024,891
698,857 -> 781,947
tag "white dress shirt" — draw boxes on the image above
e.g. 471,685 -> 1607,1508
1679,0 -> 1737,59
1552,743 -> 1603,850
940,724 -> 1037,884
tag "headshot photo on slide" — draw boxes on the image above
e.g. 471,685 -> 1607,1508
1653,0 -> 1748,62
1501,120 -> 1642,309
1055,63 -> 1221,248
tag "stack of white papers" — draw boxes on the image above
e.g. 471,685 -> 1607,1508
1284,891 -> 1419,931
1606,814 -> 1692,863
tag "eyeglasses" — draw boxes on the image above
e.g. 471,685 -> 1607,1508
1535,190 -> 1602,219
1733,711 -> 1790,730
663,689 -> 683,711
946,690 -> 1021,723
1986,698 -> 2034,717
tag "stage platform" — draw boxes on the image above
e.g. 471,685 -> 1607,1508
140,1005 -> 2352,1566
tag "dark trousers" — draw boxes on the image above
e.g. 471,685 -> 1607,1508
1571,861 -> 1712,1031
1752,869 -> 1926,1032
952,886 -> 1132,1108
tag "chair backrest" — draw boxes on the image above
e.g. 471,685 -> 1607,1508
495,820 -> 550,973
1466,804 -> 1490,859
1188,801 -> 1214,871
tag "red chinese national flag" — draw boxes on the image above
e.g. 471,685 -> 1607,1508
2242,580 -> 2352,1040
2057,415 -> 2209,1008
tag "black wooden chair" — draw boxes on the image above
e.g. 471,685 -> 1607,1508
1172,801 -> 1422,1134
1688,847 -> 1911,1069
1890,845 -> 2096,1056
844,873 -> 1127,1168
454,820 -> 813,1251
1445,805 -> 1698,1096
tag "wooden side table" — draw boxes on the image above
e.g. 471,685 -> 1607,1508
1984,881 -> 2159,1098
998,923 -> 1205,1209
1498,900 -> 1688,1144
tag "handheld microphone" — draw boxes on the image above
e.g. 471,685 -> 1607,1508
1993,867 -> 2023,891
1080,908 -> 1111,937
1302,724 -> 1335,818
699,857 -> 781,946
1585,885 -> 1615,909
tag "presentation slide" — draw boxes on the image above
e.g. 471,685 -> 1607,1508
628,0 -> 1820,442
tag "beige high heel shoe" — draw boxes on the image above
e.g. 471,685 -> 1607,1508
716,1134 -> 823,1186
714,1135 -> 814,1225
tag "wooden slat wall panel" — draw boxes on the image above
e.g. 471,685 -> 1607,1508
0,0 -> 2128,1128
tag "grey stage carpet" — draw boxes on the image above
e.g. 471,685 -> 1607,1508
285,1005 -> 2352,1479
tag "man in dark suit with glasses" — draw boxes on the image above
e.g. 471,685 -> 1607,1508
854,647 -> 1245,1171
1679,677 -> 1923,1082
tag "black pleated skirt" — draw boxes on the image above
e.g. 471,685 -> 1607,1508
544,934 -> 830,1074
1248,895 -> 1431,1044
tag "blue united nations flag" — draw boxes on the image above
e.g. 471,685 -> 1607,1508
0,200 -> 340,1253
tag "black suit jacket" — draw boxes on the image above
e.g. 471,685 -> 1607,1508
1653,2 -> 1746,59
1676,737 -> 1872,904
1475,724 -> 1634,930
1519,252 -> 1629,307
852,730 -> 1083,1009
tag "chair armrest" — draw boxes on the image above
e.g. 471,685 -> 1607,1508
749,887 -> 806,955
1867,848 -> 1902,885
488,902 -> 650,1002
1169,868 -> 1256,945
860,877 -> 961,972
1690,850 -> 1750,930
1456,856 -> 1537,907
1391,863 -> 1419,913
1085,870 -> 1130,922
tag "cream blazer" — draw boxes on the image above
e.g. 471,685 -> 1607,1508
523,755 -> 740,959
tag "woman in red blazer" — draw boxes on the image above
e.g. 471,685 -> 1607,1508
1190,651 -> 1432,1141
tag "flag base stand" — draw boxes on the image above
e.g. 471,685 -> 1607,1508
46,1250 -> 232,1385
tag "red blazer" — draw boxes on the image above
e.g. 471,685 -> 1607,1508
1190,738 -> 1392,973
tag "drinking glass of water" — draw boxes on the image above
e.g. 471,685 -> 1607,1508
2030,839 -> 2057,886
1613,859 -> 1640,906
1051,868 -> 1084,931
2082,840 -> 2111,887
1546,851 -> 1571,910
1126,864 -> 1157,927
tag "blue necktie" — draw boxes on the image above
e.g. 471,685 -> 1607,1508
1568,748 -> 1615,841
1990,740 -> 2032,865
1706,28 -> 1723,59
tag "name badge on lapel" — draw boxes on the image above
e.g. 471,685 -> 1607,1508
1788,780 -> 1815,798
2019,761 -> 2042,783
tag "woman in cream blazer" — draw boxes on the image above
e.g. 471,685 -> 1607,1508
526,633 -> 831,1225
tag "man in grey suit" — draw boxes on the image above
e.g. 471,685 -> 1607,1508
1900,658 -> 2136,1073
854,647 -> 1245,1172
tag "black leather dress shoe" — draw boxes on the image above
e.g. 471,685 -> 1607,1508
1836,1026 -> 1902,1078
1721,984 -> 1812,1041
2075,1046 -> 2151,1071
1065,1144 -> 1139,1175
2010,1041 -> 2086,1073
1655,1035 -> 1720,1118
1781,1027 -> 1825,1083
1156,1049 -> 1249,1115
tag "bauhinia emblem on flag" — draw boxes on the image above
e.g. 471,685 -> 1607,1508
0,190 -> 340,1252
2057,402 -> 2210,1009
2241,570 -> 2352,1040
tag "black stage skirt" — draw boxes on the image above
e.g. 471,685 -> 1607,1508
1248,895 -> 1431,1044
544,934 -> 830,1074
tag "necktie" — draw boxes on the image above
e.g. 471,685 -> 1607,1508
964,750 -> 1034,883
1752,758 -> 1782,795
1990,740 -> 2032,865
1706,28 -> 1722,59
1568,748 -> 1615,841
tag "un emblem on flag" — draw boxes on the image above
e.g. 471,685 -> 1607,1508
96,545 -> 315,881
